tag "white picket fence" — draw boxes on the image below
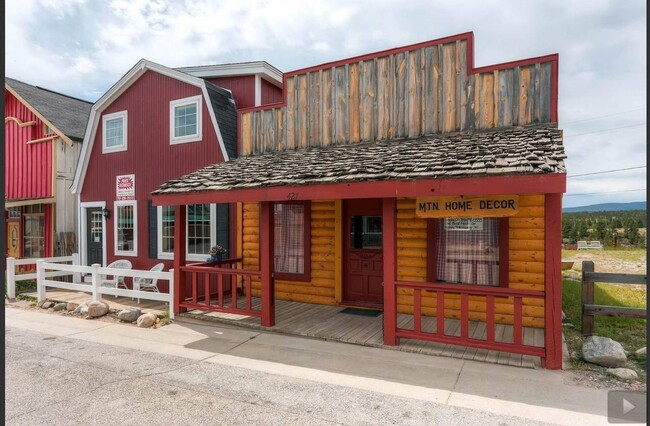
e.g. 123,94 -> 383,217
6,255 -> 174,319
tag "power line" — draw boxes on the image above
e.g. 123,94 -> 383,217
568,165 -> 646,178
564,188 -> 646,196
561,108 -> 646,125
565,123 -> 646,138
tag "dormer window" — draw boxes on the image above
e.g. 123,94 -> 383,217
102,110 -> 127,153
170,95 -> 202,144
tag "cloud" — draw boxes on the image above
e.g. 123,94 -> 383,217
5,0 -> 646,207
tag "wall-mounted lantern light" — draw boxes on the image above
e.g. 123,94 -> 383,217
102,207 -> 110,220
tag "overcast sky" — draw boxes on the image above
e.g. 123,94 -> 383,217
5,0 -> 646,208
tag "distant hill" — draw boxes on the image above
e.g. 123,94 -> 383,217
563,201 -> 647,213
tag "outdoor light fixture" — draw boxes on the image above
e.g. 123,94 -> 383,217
102,207 -> 110,219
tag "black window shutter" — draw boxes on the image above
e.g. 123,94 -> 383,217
215,203 -> 229,256
148,200 -> 157,258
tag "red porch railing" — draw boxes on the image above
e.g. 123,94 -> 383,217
179,258 -> 263,320
394,281 -> 546,358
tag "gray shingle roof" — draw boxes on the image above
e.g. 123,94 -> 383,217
153,125 -> 566,195
203,80 -> 238,159
5,78 -> 92,141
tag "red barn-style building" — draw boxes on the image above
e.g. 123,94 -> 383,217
153,32 -> 568,368
5,78 -> 92,259
70,60 -> 282,290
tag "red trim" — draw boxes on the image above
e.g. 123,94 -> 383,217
260,201 -> 276,327
382,198 -> 398,346
543,193 -> 563,369
153,174 -> 566,206
173,205 -> 187,315
272,201 -> 311,282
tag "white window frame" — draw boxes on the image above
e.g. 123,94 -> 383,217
102,110 -> 128,153
114,200 -> 137,256
169,95 -> 202,145
157,205 -> 175,260
157,204 -> 216,261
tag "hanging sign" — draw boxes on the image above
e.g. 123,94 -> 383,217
415,195 -> 519,218
116,174 -> 135,200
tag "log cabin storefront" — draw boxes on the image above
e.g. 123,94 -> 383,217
151,32 -> 567,369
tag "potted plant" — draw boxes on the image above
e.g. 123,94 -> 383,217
207,245 -> 227,262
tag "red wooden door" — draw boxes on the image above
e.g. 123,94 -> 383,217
343,199 -> 383,307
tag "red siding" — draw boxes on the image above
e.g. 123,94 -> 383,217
4,90 -> 53,200
261,79 -> 282,105
81,70 -> 227,276
205,76 -> 256,109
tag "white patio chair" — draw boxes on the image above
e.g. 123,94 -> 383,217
100,259 -> 133,298
134,262 -> 165,303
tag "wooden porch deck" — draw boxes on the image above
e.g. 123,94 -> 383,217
182,296 -> 544,368
21,289 -> 543,368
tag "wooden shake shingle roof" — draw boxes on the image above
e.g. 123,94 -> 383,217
153,125 -> 566,195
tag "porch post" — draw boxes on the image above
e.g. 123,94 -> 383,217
259,201 -> 275,327
382,197 -> 397,346
173,205 -> 187,315
543,193 -> 563,369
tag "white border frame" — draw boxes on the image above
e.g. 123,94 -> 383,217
170,95 -> 202,145
157,204 -> 217,261
157,205 -> 175,260
80,201 -> 107,267
102,110 -> 128,153
114,200 -> 138,256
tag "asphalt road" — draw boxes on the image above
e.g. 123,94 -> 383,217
5,307 -> 619,425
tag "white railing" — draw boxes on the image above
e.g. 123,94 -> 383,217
6,254 -> 81,300
6,255 -> 174,319
577,241 -> 604,250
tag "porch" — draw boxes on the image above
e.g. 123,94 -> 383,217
181,296 -> 544,368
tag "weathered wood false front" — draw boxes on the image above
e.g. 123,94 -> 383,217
240,33 -> 557,156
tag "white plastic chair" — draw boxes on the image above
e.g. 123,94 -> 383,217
134,262 -> 165,303
100,260 -> 133,297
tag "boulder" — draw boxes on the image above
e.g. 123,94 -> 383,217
73,304 -> 88,315
606,368 -> 638,380
53,303 -> 67,311
88,301 -> 110,318
635,347 -> 646,357
136,313 -> 157,328
42,302 -> 53,309
118,307 -> 142,323
582,336 -> 627,367
37,300 -> 46,308
66,302 -> 80,311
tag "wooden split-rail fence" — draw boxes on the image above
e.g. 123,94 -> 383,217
581,260 -> 647,336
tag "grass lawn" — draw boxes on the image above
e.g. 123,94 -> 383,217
562,247 -> 647,269
562,276 -> 647,375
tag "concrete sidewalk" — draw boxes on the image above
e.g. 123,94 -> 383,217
3,306 -> 633,425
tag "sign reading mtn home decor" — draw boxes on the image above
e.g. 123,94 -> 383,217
415,195 -> 519,218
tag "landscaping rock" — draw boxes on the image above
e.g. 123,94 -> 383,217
635,347 -> 646,357
118,307 -> 142,323
37,300 -> 46,308
136,313 -> 157,328
607,368 -> 639,380
88,301 -> 110,318
42,302 -> 53,309
53,303 -> 67,311
66,302 -> 79,311
582,336 -> 627,367
73,304 -> 88,315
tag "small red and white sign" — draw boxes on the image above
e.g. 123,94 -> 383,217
116,174 -> 135,200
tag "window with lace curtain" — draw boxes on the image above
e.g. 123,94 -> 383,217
429,217 -> 508,286
274,202 -> 310,281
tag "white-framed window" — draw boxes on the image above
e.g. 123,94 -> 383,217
157,205 -> 176,260
114,200 -> 137,256
170,95 -> 202,145
102,110 -> 128,153
157,204 -> 216,261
